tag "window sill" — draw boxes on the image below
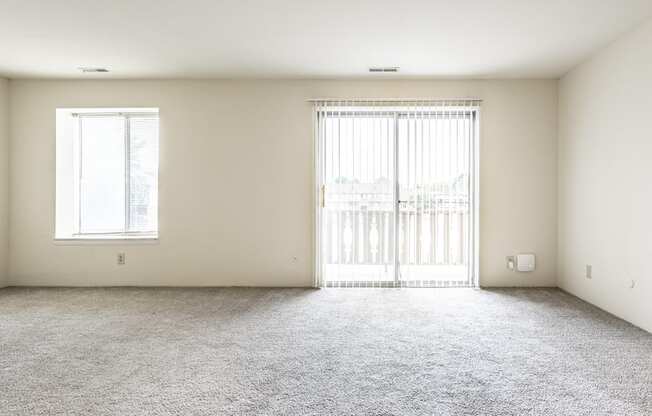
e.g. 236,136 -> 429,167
54,234 -> 159,245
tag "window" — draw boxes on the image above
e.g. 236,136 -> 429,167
56,108 -> 159,239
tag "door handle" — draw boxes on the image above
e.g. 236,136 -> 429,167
321,185 -> 326,208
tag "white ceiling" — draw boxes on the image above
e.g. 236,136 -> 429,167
1,0 -> 651,79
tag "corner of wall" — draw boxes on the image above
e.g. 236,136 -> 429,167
553,77 -> 561,290
0,77 -> 8,288
556,17 -> 652,333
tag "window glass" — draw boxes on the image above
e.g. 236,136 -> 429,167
79,116 -> 126,233
128,117 -> 159,232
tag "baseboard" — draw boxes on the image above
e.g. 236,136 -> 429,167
0,285 -> 317,289
557,286 -> 651,334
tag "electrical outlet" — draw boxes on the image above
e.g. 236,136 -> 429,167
585,264 -> 592,279
117,253 -> 126,265
506,256 -> 515,271
630,279 -> 636,289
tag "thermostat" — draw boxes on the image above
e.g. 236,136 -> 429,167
516,254 -> 536,272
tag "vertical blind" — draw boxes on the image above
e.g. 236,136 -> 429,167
314,99 -> 480,288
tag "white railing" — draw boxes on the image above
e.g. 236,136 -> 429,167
323,194 -> 469,267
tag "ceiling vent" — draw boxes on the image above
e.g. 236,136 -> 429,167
369,67 -> 399,73
78,67 -> 109,73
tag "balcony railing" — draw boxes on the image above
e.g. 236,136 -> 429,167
323,186 -> 469,269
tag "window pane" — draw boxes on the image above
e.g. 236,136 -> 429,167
80,116 -> 126,233
128,117 -> 159,232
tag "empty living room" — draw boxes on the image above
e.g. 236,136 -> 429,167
1,1 -> 651,415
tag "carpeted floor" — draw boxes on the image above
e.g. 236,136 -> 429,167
0,287 -> 650,416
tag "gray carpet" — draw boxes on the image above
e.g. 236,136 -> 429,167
0,287 -> 650,415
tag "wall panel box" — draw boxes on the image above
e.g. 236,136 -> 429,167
516,254 -> 536,272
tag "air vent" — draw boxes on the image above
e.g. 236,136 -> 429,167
369,67 -> 399,73
78,67 -> 109,73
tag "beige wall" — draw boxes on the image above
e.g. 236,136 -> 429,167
0,79 -> 7,287
8,79 -> 557,287
558,19 -> 652,332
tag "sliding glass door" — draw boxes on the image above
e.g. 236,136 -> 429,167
396,110 -> 475,286
319,111 -> 396,284
315,101 -> 479,288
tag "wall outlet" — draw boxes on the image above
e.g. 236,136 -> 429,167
117,253 -> 126,265
585,264 -> 592,279
506,256 -> 515,271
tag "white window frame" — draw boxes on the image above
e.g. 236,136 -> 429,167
55,108 -> 159,241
